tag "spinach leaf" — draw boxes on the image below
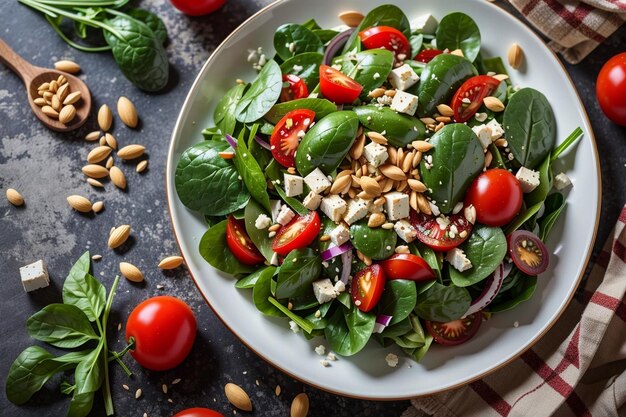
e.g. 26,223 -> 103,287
325,304 -> 375,356
503,88 -> 556,169
414,282 -> 471,322
253,267 -> 282,317
377,280 -> 417,326
202,126 -> 223,141
103,15 -> 169,92
410,33 -> 424,57
350,219 -> 397,260
525,155 -> 552,207
341,49 -> 394,95
481,56 -> 509,81
538,192 -> 565,240
62,252 -> 105,323
126,8 -> 167,44
490,276 -> 537,313
265,98 -> 336,125
413,242 -> 442,283
280,52 -> 324,89
67,392 -> 95,417
26,304 -> 98,348
74,344 -> 103,395
199,220 -> 256,277
313,29 -> 339,43
236,266 -> 276,289
505,201 -> 543,235
354,105 -> 426,147
235,60 -> 282,123
276,248 -> 322,299
420,124 -> 484,213
268,297 -> 315,333
233,126 -> 271,213
244,199 -> 274,262
214,83 -> 246,136
274,185 -> 309,216
450,225 -> 507,287
274,24 -> 323,61
295,111 -> 359,176
175,141 -> 250,216
319,217 -> 344,281
342,4 -> 410,54
435,12 -> 481,62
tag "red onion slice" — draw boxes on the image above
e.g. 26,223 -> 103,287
340,249 -> 353,284
321,242 -> 352,262
253,134 -> 271,151
225,133 -> 238,149
373,314 -> 393,333
323,28 -> 355,66
464,263 -> 505,317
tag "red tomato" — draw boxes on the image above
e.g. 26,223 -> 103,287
410,210 -> 473,252
271,211 -> 321,256
168,0 -> 225,16
465,169 -> 523,227
380,254 -> 436,281
424,313 -> 482,346
358,26 -> 410,58
596,52 -> 626,126
225,215 -> 264,265
270,109 -> 315,167
279,74 -> 309,103
351,264 -> 385,312
173,408 -> 225,417
126,296 -> 197,371
414,49 -> 443,63
450,75 -> 501,122
319,65 -> 363,104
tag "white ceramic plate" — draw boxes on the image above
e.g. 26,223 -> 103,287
166,0 -> 600,399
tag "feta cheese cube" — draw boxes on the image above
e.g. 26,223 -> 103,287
276,205 -> 295,225
284,173 -> 303,197
304,168 -> 332,194
333,280 -> 346,294
303,191 -> 322,210
486,119 -> 504,140
270,252 -> 279,266
384,192 -> 410,220
385,353 -> 399,368
315,345 -> 326,355
388,64 -> 419,91
343,198 -> 371,225
254,214 -> 271,229
20,260 -> 49,292
390,90 -> 419,116
289,320 -> 300,333
329,223 -> 350,246
554,172 -> 572,190
472,124 -> 494,149
312,278 -> 337,304
363,142 -> 388,168
410,14 -> 438,34
516,167 -> 540,193
320,195 -> 347,222
446,248 -> 472,272
394,220 -> 417,242
269,200 -> 282,223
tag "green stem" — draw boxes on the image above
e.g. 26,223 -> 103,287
108,338 -> 135,377
45,15 -> 112,52
100,275 -> 120,416
551,127 -> 583,162
35,0 -> 129,6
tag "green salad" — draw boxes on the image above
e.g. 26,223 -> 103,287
175,4 -> 581,360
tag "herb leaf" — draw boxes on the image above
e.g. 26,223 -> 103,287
62,252 -> 106,323
27,304 -> 98,348
232,126 -> 271,213
435,12 -> 481,62
235,60 -> 282,123
274,24 -> 323,61
276,248 -> 322,299
325,304 -> 375,356
414,282 -> 471,322
199,220 -> 256,277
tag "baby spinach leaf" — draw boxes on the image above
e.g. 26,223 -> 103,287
489,276 -> 537,313
175,141 -> 250,216
525,154 -> 552,208
202,126 -> 223,141
503,88 -> 556,169
265,98 -> 336,125
325,304 -> 375,356
413,242 -> 443,283
244,199 -> 274,262
420,124 -> 484,213
62,252 -> 105,323
253,268 -> 283,317
199,220 -> 256,277
67,392 -> 95,417
74,344 -> 103,395
538,192 -> 566,240
449,225 -> 507,287
481,56 -> 509,81
214,83 -> 246,136
354,105 -> 426,147
126,8 -> 167,44
504,201 -> 543,235
313,29 -> 339,43
435,12 -> 481,62
274,185 -> 308,216
268,297 -> 315,334
342,4 -> 411,54
280,52 -> 324,89
414,282 -> 471,322
26,304 -> 98,349
319,217 -> 344,281
410,33 -> 424,57
274,24 -> 323,61
377,280 -> 417,326
235,60 -> 282,123
233,127 -> 271,213
350,220 -> 397,260
236,266 -> 276,289
341,49 -> 394,95
276,248 -> 322,299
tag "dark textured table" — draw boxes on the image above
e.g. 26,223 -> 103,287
1,1 -> 624,416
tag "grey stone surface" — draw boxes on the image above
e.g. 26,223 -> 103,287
0,1 -> 624,416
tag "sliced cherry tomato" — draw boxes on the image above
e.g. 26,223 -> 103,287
319,65 -> 363,104
351,264 -> 386,312
410,210 -> 473,252
168,0 -> 224,16
465,168 -> 523,227
596,52 -> 626,126
271,211 -> 321,256
359,26 -> 410,58
270,109 -> 315,167
414,48 -> 443,63
507,230 -> 549,275
226,215 -> 264,265
173,408 -> 226,417
424,313 -> 482,346
380,253 -> 436,281
450,75 -> 501,122
280,74 -> 309,102
126,296 -> 197,371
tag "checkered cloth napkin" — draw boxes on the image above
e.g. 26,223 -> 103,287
403,205 -> 626,417
507,0 -> 626,63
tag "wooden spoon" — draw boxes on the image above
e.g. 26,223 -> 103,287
0,38 -> 91,132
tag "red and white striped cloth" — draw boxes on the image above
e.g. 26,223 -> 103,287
403,206 -> 626,417
508,0 -> 626,63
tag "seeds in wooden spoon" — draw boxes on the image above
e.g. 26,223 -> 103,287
63,91 -> 82,105
120,262 -> 143,282
59,104 -> 76,124
117,96 -> 138,128
67,195 -> 92,213
41,105 -> 59,118
56,83 -> 70,102
51,95 -> 62,112
33,98 -> 46,107
54,60 -> 81,74
6,188 -> 24,206
98,104 -> 113,131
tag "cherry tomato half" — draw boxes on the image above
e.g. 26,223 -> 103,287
424,313 -> 482,346
351,264 -> 385,312
173,408 -> 226,417
126,296 -> 197,371
319,65 -> 363,104
410,210 -> 473,252
359,26 -> 410,58
507,230 -> 549,276
380,253 -> 436,281
414,48 -> 443,63
168,0 -> 225,16
270,109 -> 315,167
465,169 -> 523,227
450,75 -> 501,122
596,52 -> 626,126
271,211 -> 321,256
280,74 -> 309,103
226,215 -> 264,265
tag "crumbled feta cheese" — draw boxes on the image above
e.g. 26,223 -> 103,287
314,345 -> 326,356
270,200 -> 282,223
254,214 -> 271,229
388,64 -> 420,91
20,260 -> 49,292
373,72 -> 381,80
385,353 -> 399,368
384,192 -> 410,220
410,14 -> 438,34
270,252 -> 279,266
289,320 -> 300,333
472,124 -> 494,149
284,173 -> 303,197
312,278 -> 337,304
329,223 -> 350,246
320,195 -> 347,223
452,202 -> 464,215
429,201 -> 441,217
486,119 -> 504,140
475,112 -> 488,122
390,90 -> 419,116
363,142 -> 389,168
436,215 -> 451,230
343,198 -> 371,225
303,190 -> 323,211
554,172 -> 572,190
394,220 -> 417,242
516,167 -> 541,193
333,280 -> 346,294
276,205 -> 295,225
464,204 -> 477,224
304,168 -> 332,194
326,352 -> 337,361
446,248 -> 472,272
320,359 -> 330,367
292,64 -> 303,72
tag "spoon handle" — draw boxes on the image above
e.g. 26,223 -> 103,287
0,37 -> 38,83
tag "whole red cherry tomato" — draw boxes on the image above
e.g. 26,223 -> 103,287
169,0 -> 225,16
596,52 -> 626,126
173,408 -> 226,417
